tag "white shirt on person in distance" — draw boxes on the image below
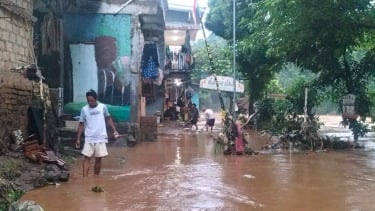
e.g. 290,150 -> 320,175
79,102 -> 110,143
204,109 -> 214,120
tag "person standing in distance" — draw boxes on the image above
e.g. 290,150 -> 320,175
76,89 -> 119,177
189,103 -> 199,130
203,107 -> 215,132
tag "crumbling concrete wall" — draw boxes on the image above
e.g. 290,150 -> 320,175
0,0 -> 34,69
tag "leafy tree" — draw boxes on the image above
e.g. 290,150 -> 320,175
191,34 -> 240,110
191,34 -> 232,81
206,0 -> 282,113
206,0 -> 375,139
285,78 -> 323,119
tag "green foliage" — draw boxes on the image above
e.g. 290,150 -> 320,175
265,78 -> 284,94
285,78 -> 324,118
269,100 -> 302,134
206,0 -> 375,117
368,81 -> 375,121
254,98 -> 275,130
277,63 -> 316,90
341,119 -> 369,141
191,34 -> 233,81
0,180 -> 24,210
255,74 -> 324,134
254,97 -> 321,136
192,34 -> 239,109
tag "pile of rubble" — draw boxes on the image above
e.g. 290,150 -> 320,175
9,130 -> 69,184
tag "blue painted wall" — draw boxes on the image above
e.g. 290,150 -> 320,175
191,92 -> 200,110
63,14 -> 131,56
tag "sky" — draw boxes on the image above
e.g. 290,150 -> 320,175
168,0 -> 208,8
167,0 -> 210,41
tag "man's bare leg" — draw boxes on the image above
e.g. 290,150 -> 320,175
83,156 -> 91,177
94,157 -> 102,175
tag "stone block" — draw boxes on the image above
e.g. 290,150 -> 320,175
6,21 -> 12,32
20,46 -> 25,56
10,51 -> 17,61
9,34 -> 15,43
0,40 -> 5,50
16,35 -> 22,44
6,42 -> 12,52
12,24 -> 17,33
2,31 -> 9,42
0,19 -> 5,30
22,37 -> 27,46
3,51 -> 9,61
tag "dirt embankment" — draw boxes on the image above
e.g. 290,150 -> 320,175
0,152 -> 74,192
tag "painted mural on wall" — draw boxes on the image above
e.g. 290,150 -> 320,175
64,14 -> 131,105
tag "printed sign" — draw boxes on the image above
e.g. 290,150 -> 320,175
342,94 -> 357,119
200,75 -> 244,93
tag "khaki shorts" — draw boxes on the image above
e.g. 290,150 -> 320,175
82,142 -> 108,158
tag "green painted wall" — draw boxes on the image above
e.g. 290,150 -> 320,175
63,14 -> 131,56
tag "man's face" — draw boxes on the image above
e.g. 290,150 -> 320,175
86,96 -> 97,108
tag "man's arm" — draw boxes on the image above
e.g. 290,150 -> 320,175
106,116 -> 118,137
76,122 -> 84,149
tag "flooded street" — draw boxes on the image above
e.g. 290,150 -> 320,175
22,116 -> 375,210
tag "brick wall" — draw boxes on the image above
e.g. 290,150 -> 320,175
0,0 -> 34,70
0,71 -> 33,144
0,70 -> 55,152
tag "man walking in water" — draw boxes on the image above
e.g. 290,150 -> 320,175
203,107 -> 215,132
76,89 -> 118,177
189,103 -> 199,131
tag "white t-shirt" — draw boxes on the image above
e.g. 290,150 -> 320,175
79,102 -> 110,143
204,109 -> 215,120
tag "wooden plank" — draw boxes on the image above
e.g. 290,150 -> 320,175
56,158 -> 65,167
45,150 -> 57,162
23,140 -> 39,146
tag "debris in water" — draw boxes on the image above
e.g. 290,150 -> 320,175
243,174 -> 256,179
91,185 -> 104,193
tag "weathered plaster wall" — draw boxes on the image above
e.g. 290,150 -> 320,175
130,15 -> 143,122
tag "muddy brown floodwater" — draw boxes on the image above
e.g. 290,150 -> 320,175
22,117 -> 375,211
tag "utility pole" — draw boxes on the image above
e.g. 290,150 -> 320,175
232,0 -> 237,117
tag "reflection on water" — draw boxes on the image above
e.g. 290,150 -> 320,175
22,133 -> 375,211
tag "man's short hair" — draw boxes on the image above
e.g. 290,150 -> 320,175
86,89 -> 98,100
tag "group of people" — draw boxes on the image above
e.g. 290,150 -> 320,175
187,104 -> 215,132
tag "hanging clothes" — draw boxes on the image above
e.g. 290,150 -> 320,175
141,44 -> 159,79
153,68 -> 164,86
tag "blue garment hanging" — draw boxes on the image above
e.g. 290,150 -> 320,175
142,56 -> 159,79
141,44 -> 159,79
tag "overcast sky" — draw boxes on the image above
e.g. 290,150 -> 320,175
167,0 -> 210,41
168,0 -> 208,7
